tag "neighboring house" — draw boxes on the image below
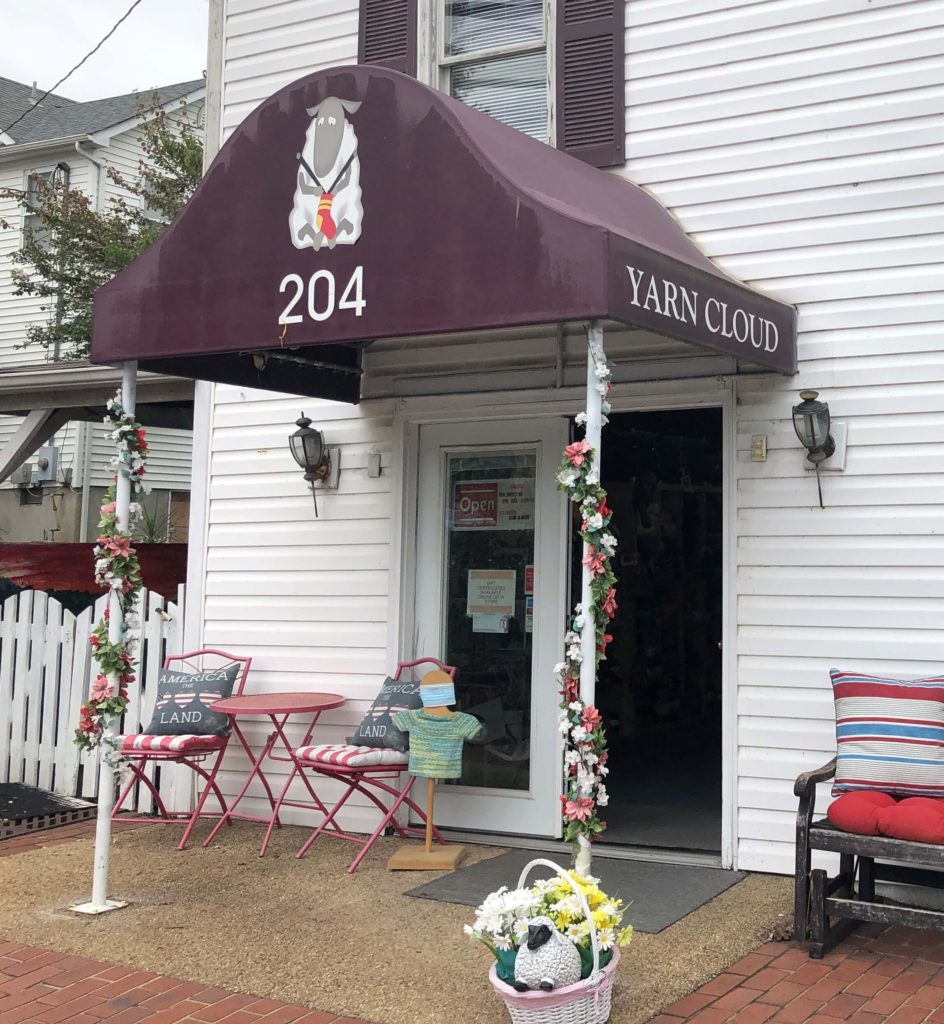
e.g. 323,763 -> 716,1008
0,77 -> 204,542
88,0 -> 944,877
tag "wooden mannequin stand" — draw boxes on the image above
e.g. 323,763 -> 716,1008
387,670 -> 467,871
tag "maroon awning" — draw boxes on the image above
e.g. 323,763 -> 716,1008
90,66 -> 796,401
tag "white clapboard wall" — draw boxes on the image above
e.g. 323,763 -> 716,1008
620,0 -> 944,875
0,587 -> 184,811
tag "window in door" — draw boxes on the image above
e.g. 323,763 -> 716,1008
440,448 -> 537,790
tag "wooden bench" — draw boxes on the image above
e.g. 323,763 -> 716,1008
795,757 -> 944,958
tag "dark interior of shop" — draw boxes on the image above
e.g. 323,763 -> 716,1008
572,408 -> 724,854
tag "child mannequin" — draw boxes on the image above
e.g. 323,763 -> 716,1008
387,670 -> 482,870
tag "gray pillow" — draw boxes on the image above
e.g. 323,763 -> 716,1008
348,676 -> 423,751
145,664 -> 240,736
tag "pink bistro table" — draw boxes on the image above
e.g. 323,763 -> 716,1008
203,691 -> 345,856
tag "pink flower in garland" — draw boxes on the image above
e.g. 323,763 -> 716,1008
105,535 -> 133,558
89,634 -> 100,651
603,587 -> 618,618
581,705 -> 602,731
135,428 -> 148,452
564,439 -> 591,467
563,674 -> 579,703
598,633 -> 613,654
78,705 -> 100,735
90,674 -> 114,704
581,546 -> 606,576
562,797 -> 595,822
597,496 -> 612,520
100,502 -> 116,516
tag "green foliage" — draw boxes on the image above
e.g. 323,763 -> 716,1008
133,501 -> 177,544
0,97 -> 202,361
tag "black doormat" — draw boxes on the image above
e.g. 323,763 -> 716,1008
0,783 -> 93,839
407,848 -> 745,933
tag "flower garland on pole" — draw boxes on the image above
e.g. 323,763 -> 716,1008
74,389 -> 149,767
555,347 -> 616,856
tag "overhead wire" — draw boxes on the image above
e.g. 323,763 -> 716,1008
1,0 -> 146,137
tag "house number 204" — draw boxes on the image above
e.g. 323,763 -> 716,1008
278,266 -> 365,324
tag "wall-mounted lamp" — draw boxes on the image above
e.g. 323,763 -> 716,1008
289,413 -> 332,517
792,390 -> 835,508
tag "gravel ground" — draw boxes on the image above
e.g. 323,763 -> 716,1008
0,824 -> 791,1023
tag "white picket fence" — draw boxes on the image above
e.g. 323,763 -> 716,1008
0,586 -> 185,810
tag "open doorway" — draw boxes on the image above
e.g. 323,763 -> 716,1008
572,408 -> 724,854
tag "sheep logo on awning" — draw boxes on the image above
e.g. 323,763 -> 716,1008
290,97 -> 363,250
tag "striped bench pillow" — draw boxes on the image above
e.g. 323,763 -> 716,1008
831,669 -> 944,798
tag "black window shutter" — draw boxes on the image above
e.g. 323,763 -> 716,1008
359,0 -> 417,76
556,0 -> 625,168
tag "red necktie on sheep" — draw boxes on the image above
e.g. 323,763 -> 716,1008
297,151 -> 356,242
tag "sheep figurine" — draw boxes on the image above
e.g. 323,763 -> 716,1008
513,915 -> 582,992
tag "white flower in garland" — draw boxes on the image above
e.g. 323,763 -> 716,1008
584,512 -> 604,532
574,412 -> 587,427
598,532 -> 617,556
557,466 -> 579,488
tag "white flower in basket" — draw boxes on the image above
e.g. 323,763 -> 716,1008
468,859 -> 632,1024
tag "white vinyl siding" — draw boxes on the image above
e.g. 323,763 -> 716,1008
208,0 -> 944,867
86,424 -> 193,490
222,0 -> 360,139
0,155 -> 92,366
202,386 -> 394,830
621,0 -> 944,875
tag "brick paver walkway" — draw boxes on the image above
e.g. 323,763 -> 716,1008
653,927 -> 944,1024
0,942 -> 369,1024
3,820 -> 944,1023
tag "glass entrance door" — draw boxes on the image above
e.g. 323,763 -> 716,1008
413,418 -> 568,836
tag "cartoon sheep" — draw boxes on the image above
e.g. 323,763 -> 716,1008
289,96 -> 363,251
513,916 -> 582,992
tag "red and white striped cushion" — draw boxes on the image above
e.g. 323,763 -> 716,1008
120,734 -> 228,753
294,744 -> 406,767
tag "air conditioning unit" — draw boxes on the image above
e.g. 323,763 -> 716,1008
10,463 -> 32,487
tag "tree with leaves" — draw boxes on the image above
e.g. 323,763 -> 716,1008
0,100 -> 202,360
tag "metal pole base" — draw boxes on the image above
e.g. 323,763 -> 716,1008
70,898 -> 129,916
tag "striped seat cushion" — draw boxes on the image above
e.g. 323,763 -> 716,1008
295,744 -> 406,768
120,734 -> 228,754
832,669 -> 944,797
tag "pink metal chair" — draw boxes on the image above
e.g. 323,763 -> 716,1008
112,648 -> 253,850
271,657 -> 456,873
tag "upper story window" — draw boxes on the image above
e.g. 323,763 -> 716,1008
359,0 -> 624,169
440,0 -> 549,142
24,169 -> 54,247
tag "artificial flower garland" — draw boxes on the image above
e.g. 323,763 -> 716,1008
74,390 -> 149,766
555,350 -> 616,847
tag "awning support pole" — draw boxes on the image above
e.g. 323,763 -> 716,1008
74,359 -> 137,915
576,320 -> 604,876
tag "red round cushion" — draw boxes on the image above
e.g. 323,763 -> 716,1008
875,797 -> 944,844
827,791 -> 898,835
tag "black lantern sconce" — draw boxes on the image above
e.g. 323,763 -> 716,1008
792,390 -> 835,508
289,413 -> 335,517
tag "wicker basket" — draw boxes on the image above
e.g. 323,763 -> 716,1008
488,858 -> 621,1024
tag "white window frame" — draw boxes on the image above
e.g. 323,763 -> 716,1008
418,0 -> 557,145
22,166 -> 56,243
